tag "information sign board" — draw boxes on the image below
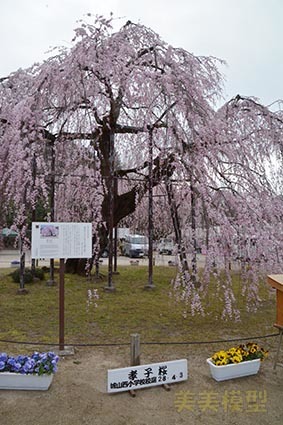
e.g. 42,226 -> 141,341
31,222 -> 92,259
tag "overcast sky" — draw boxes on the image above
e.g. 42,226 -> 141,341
0,0 -> 282,108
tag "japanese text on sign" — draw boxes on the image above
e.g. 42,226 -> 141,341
107,359 -> 188,393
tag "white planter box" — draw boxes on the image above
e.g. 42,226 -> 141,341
207,358 -> 261,382
0,372 -> 53,390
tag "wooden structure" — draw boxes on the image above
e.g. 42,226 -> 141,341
267,274 -> 283,369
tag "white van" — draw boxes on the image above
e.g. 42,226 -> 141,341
123,234 -> 149,258
158,237 -> 174,255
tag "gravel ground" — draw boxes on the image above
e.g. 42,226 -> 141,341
1,344 -> 283,425
0,249 -> 207,268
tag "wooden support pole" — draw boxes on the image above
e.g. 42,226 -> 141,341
273,324 -> 283,370
162,384 -> 171,391
145,127 -> 155,290
59,258 -> 65,351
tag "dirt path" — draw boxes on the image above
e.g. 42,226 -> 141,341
1,344 -> 283,425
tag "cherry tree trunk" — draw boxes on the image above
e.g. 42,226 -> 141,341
165,179 -> 189,273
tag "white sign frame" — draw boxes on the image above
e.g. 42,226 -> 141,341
31,222 -> 92,259
107,359 -> 188,393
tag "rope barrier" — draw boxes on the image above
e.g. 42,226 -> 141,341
0,333 -> 279,348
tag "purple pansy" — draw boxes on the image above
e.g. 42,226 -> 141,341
0,352 -> 59,375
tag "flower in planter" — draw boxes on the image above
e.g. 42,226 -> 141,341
211,342 -> 268,366
0,352 -> 59,375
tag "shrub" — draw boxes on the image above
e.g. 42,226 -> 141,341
10,268 -> 45,284
10,269 -> 33,284
33,268 -> 45,280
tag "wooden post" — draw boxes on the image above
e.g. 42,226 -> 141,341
105,132 -> 116,292
130,333 -> 141,366
17,235 -> 28,295
59,258 -> 65,351
163,383 -> 171,391
129,333 -> 141,397
47,140 -> 56,286
145,127 -> 155,290
114,225 -> 118,273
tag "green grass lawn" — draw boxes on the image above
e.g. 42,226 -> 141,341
0,265 -> 278,353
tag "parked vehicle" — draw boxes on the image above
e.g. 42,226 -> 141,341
158,237 -> 174,255
123,234 -> 149,258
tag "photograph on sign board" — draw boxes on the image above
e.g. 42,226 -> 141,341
39,224 -> 59,238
